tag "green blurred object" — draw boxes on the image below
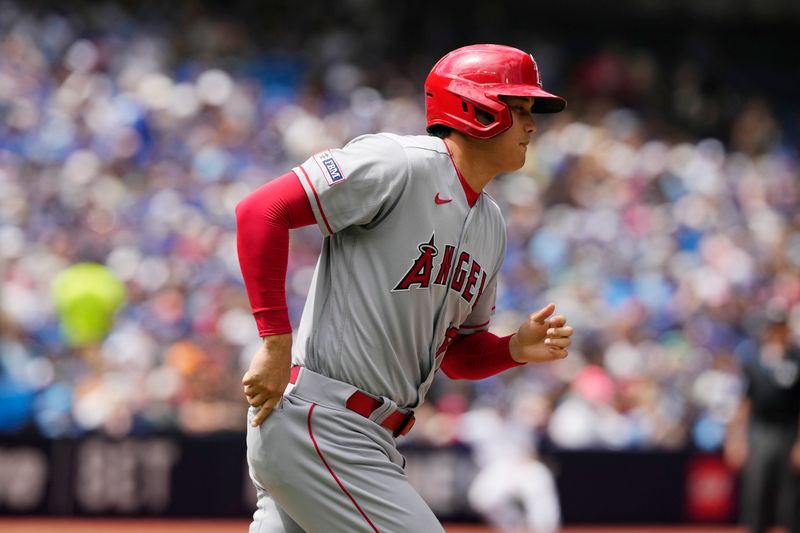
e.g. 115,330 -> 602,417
51,262 -> 127,347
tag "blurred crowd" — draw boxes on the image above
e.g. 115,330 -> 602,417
1,2 -> 799,456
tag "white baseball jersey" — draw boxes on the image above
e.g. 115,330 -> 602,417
292,133 -> 507,408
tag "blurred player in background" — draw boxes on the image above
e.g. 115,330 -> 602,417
462,401 -> 560,533
235,44 -> 573,532
725,312 -> 800,533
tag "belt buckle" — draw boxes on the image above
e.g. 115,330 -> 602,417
394,410 -> 416,438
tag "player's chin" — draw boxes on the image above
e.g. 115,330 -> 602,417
513,146 -> 528,168
506,155 -> 526,172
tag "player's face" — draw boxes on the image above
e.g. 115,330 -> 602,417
486,96 -> 537,173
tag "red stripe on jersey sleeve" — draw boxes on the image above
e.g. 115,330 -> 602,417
296,165 -> 334,235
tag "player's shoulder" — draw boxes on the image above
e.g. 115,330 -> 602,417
342,133 -> 450,173
376,133 -> 448,154
342,132 -> 402,153
333,132 -> 411,176
375,133 -> 453,175
346,133 -> 447,158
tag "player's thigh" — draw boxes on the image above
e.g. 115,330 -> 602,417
251,397 -> 443,533
249,485 -> 305,533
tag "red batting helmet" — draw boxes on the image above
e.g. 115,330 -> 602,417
425,44 -> 566,139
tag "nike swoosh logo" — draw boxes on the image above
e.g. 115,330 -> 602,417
434,193 -> 452,205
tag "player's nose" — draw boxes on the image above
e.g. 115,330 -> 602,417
526,116 -> 537,135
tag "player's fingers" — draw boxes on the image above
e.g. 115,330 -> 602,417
530,303 -> 555,324
247,391 -> 269,407
244,383 -> 262,396
547,326 -> 573,338
545,337 -> 572,349
242,385 -> 264,397
251,397 -> 280,427
242,372 -> 260,387
546,315 -> 566,328
548,348 -> 568,360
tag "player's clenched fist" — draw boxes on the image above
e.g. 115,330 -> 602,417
242,333 -> 292,427
509,303 -> 572,364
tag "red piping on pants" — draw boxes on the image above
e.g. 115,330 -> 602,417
307,403 -> 380,533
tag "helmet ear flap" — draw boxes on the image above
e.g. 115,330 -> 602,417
459,94 -> 510,134
425,77 -> 514,138
473,104 -> 496,126
459,100 -> 493,125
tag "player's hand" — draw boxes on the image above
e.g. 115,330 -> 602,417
509,303 -> 572,364
242,333 -> 292,427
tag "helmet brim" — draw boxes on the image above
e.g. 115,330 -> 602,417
489,85 -> 567,113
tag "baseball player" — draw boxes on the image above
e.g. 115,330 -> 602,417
236,44 -> 573,532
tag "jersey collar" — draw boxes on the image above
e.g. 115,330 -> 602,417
442,139 -> 480,207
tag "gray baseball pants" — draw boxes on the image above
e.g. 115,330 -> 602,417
246,367 -> 443,533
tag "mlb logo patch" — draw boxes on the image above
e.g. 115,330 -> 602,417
314,150 -> 346,186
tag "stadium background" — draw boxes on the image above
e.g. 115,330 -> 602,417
1,0 -> 798,530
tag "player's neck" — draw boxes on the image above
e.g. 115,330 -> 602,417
443,136 -> 497,193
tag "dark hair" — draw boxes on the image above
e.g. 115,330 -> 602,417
426,104 -> 496,139
427,125 -> 452,138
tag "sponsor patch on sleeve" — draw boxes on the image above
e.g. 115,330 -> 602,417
313,150 -> 347,186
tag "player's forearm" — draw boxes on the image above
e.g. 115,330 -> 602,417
440,331 -> 523,380
236,195 -> 292,335
235,172 -> 316,336
261,333 -> 293,356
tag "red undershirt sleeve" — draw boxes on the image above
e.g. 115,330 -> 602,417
235,171 -> 316,337
440,331 -> 525,380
